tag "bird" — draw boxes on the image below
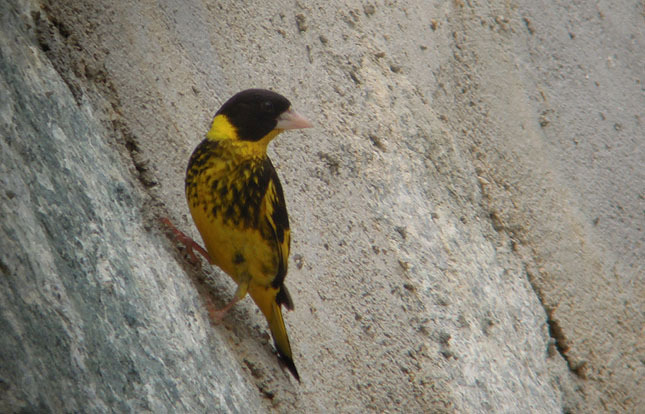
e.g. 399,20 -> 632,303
176,89 -> 311,381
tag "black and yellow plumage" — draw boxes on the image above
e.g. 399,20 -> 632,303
184,89 -> 311,381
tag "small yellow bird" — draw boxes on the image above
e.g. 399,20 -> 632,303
179,89 -> 311,381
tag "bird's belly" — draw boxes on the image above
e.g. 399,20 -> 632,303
189,203 -> 278,287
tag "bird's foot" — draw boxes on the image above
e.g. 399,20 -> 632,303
159,217 -> 212,265
206,295 -> 242,323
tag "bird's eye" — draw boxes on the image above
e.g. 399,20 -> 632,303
260,101 -> 274,113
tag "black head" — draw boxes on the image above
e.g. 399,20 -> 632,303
216,89 -> 292,141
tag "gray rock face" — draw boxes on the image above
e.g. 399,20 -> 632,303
1,0 -> 642,413
0,2 -> 262,412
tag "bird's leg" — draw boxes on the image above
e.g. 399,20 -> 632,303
208,276 -> 250,322
208,296 -> 242,322
159,217 -> 212,265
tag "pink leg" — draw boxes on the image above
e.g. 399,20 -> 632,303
207,295 -> 243,323
208,278 -> 250,322
161,217 -> 245,322
160,217 -> 213,265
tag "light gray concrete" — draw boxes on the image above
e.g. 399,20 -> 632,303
1,0 -> 642,412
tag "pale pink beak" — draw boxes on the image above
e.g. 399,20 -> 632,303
276,108 -> 313,130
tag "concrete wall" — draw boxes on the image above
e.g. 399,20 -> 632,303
1,0 -> 642,412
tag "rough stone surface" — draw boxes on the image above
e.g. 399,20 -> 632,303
1,0 -> 642,413
0,2 -> 263,412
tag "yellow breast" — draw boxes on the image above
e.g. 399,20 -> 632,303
185,137 -> 282,287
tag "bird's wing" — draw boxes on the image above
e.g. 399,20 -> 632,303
261,157 -> 291,291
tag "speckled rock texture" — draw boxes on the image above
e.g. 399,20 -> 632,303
1,0 -> 642,413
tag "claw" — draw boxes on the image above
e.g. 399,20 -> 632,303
206,278 -> 249,323
207,296 -> 243,323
